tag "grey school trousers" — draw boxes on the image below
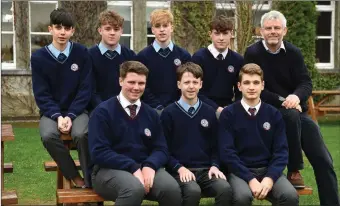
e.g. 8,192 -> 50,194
228,168 -> 299,206
173,169 -> 232,206
92,168 -> 182,206
39,113 -> 91,187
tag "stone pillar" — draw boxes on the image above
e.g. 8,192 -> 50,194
13,1 -> 30,69
132,0 -> 147,53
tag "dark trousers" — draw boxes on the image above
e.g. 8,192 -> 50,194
228,169 -> 298,206
39,113 -> 91,187
280,109 -> 339,205
92,168 -> 182,206
279,108 -> 304,171
173,169 -> 232,206
300,113 -> 339,206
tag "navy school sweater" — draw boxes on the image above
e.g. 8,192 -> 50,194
31,42 -> 91,120
192,48 -> 244,110
136,44 -> 191,108
218,101 -> 288,183
88,45 -> 136,110
244,40 -> 312,112
88,96 -> 169,174
160,101 -> 219,172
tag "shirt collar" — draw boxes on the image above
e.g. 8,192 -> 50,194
262,40 -> 285,54
241,98 -> 261,116
47,41 -> 71,58
118,92 -> 141,110
208,44 -> 228,60
178,97 -> 200,113
98,42 -> 121,55
152,40 -> 174,52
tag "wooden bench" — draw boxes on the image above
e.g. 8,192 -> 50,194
1,124 -> 18,205
57,189 -> 104,204
308,90 -> 340,123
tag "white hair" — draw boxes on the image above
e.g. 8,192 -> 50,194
260,10 -> 287,28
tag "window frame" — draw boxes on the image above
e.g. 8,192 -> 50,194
1,1 -> 16,70
315,1 -> 335,69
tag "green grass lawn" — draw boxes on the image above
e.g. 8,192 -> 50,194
3,119 -> 340,205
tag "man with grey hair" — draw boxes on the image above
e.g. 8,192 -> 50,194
244,10 -> 339,206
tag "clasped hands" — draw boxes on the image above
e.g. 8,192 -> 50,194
282,94 -> 302,112
133,167 -> 155,194
249,177 -> 274,200
57,116 -> 72,134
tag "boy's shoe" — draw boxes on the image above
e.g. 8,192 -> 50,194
287,171 -> 305,189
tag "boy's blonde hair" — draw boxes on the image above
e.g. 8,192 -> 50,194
239,63 -> 264,82
98,10 -> 124,28
150,9 -> 173,26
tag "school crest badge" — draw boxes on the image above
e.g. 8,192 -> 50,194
263,122 -> 271,130
144,128 -> 151,137
201,119 -> 209,128
227,65 -> 234,73
174,58 -> 181,66
71,63 -> 79,71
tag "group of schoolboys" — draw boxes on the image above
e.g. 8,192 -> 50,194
31,7 -> 339,206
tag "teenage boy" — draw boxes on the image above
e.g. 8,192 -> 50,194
219,64 -> 298,206
88,61 -> 181,206
192,15 -> 244,117
161,62 -> 232,206
89,10 -> 136,111
31,8 -> 92,188
244,10 -> 339,205
137,9 -> 191,112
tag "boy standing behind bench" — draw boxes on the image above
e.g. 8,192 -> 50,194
31,8 -> 92,188
89,10 -> 136,111
161,62 -> 232,206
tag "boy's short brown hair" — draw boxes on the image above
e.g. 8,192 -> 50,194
120,61 -> 149,79
177,62 -> 203,81
239,63 -> 264,82
150,9 -> 173,27
98,10 -> 124,28
210,15 -> 233,32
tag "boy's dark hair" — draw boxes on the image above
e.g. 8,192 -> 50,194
120,61 -> 149,79
50,8 -> 75,27
209,15 -> 233,32
98,10 -> 124,28
177,62 -> 203,81
239,63 -> 264,82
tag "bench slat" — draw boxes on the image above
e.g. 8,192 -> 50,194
57,189 -> 104,203
1,124 -> 15,142
4,162 -> 13,173
297,187 -> 313,195
1,190 -> 18,205
44,160 -> 80,172
317,107 -> 340,112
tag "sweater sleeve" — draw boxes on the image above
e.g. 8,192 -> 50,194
31,55 -> 61,120
265,111 -> 289,182
210,115 -> 220,168
67,50 -> 92,120
291,49 -> 312,103
160,109 -> 182,172
218,109 -> 255,182
142,111 -> 169,170
88,108 -> 140,174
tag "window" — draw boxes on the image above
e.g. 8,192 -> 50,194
1,0 -> 15,69
315,1 -> 334,69
107,1 -> 132,49
29,1 -> 57,56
